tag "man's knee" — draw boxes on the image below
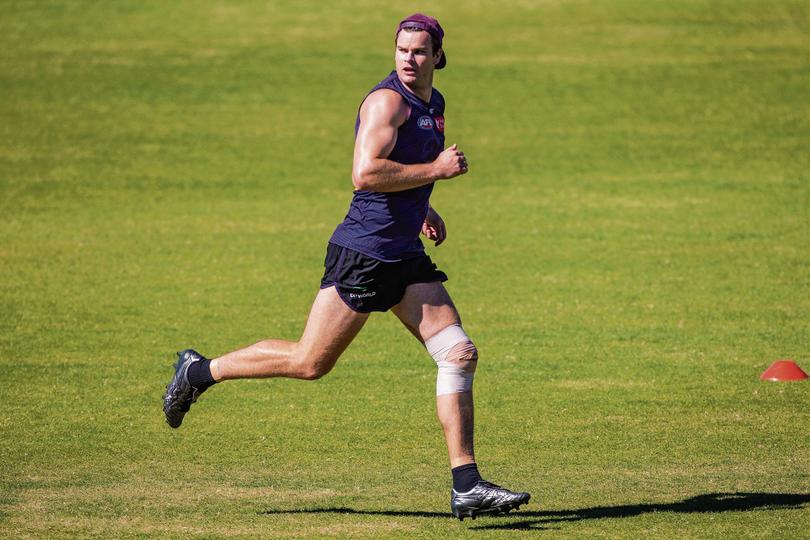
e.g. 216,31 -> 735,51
447,341 -> 478,372
294,344 -> 339,380
424,324 -> 477,395
299,363 -> 332,380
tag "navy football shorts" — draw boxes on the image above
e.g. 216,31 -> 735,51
320,243 -> 448,313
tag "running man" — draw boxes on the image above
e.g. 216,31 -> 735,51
163,13 -> 530,520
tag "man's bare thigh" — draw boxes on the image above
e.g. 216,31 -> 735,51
298,286 -> 370,367
391,281 -> 460,342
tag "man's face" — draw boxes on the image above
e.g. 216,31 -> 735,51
395,30 -> 441,86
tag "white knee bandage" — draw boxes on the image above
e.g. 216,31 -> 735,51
424,324 -> 477,396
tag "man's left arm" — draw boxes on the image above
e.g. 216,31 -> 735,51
422,205 -> 447,246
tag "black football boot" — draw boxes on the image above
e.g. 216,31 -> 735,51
451,480 -> 531,520
162,349 -> 209,428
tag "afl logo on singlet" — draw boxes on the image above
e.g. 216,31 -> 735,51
417,116 -> 434,130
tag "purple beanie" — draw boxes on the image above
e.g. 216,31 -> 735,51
396,13 -> 446,69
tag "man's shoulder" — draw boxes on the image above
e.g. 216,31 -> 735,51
361,89 -> 409,124
366,87 -> 405,104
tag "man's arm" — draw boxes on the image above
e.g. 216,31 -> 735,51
422,204 -> 447,246
352,89 -> 468,192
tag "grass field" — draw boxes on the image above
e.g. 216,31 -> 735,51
2,0 -> 809,538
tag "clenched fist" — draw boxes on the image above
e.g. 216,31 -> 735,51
432,144 -> 469,180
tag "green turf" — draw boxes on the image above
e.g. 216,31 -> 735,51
1,0 -> 809,537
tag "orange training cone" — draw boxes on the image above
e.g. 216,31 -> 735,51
760,360 -> 808,382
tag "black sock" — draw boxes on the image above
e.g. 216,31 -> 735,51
452,463 -> 482,492
187,358 -> 216,391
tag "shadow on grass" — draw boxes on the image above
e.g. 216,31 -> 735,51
472,492 -> 810,531
259,492 -> 810,531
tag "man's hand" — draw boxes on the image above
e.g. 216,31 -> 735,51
422,206 -> 447,246
432,144 -> 469,180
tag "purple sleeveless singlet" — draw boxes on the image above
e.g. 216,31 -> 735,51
329,71 -> 446,262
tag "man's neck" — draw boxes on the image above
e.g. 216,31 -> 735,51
401,75 -> 434,103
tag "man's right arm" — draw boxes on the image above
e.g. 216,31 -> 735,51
352,89 -> 468,193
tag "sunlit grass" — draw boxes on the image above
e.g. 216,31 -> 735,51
1,1 -> 808,537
